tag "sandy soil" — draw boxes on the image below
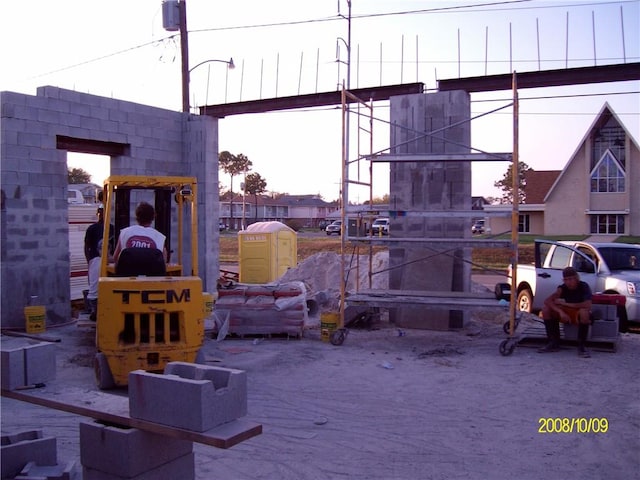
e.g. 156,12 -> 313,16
1,310 -> 639,480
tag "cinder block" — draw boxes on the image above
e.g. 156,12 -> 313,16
1,345 -> 26,389
82,452 -> 194,480
591,319 -> 619,339
79,420 -> 192,478
562,323 -> 582,340
591,304 -> 617,321
129,362 -> 247,432
16,460 -> 80,480
24,342 -> 57,385
1,430 -> 57,479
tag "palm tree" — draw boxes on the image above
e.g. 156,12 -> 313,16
219,151 -> 252,227
245,172 -> 267,221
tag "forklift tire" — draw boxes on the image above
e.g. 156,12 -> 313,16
195,348 -> 206,364
94,353 -> 115,390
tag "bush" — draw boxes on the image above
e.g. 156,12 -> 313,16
284,219 -> 303,231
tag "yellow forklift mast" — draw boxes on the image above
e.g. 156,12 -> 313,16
94,175 -> 212,389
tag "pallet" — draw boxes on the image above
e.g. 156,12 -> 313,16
514,324 -> 619,352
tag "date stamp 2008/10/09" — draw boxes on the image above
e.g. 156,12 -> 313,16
538,417 -> 608,434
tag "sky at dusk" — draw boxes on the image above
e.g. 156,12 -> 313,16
2,0 -> 638,201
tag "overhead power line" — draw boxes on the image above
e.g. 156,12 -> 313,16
26,0 -> 636,79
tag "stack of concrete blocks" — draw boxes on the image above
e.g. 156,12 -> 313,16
1,429 -> 79,480
0,339 -> 56,390
128,362 -> 248,432
214,281 -> 307,338
590,303 -> 620,339
79,420 -> 194,480
563,301 -> 620,341
388,91 -> 472,330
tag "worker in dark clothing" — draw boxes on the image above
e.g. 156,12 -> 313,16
539,266 -> 593,358
84,204 -> 113,321
84,206 -> 104,321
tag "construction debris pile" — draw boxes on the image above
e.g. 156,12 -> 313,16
279,251 -> 390,315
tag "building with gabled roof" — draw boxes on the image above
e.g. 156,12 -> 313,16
486,103 -> 639,237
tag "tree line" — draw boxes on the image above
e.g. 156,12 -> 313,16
68,157 -> 530,206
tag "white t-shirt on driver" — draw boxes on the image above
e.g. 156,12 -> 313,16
118,225 -> 166,252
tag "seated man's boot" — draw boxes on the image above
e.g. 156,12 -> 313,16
538,320 -> 560,353
577,323 -> 591,358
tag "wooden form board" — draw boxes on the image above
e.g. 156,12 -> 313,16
346,289 -> 509,310
1,388 -> 262,449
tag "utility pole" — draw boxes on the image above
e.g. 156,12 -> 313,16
179,0 -> 190,113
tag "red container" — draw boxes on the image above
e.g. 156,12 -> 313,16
592,293 -> 626,305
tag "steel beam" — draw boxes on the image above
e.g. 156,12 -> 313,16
438,63 -> 640,93
199,83 -> 424,118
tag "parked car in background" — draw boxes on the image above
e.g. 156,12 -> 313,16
318,220 -> 331,231
325,220 -> 342,235
472,220 -> 488,234
371,218 -> 389,235
219,221 -> 228,232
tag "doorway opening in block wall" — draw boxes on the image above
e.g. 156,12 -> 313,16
67,152 -> 111,306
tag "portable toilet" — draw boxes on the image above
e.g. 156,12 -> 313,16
238,221 -> 297,283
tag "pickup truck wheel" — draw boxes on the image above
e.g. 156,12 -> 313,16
516,289 -> 533,313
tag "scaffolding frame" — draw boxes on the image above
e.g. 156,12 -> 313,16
337,73 -> 522,344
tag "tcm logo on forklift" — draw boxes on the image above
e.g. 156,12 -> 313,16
113,289 -> 191,304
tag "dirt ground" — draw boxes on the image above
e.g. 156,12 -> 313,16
1,310 -> 639,480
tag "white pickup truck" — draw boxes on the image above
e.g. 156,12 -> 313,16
507,240 -> 640,331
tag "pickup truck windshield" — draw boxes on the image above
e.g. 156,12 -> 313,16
598,246 -> 640,271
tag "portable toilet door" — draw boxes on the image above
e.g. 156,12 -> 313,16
238,221 -> 297,283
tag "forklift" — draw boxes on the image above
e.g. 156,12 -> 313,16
94,175 -> 213,389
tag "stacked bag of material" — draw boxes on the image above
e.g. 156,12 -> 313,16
213,281 -> 308,338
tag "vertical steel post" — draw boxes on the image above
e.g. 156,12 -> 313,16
509,72 -> 519,336
179,0 -> 190,113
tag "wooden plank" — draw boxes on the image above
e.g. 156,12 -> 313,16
346,290 -> 507,309
1,388 -> 262,449
371,153 -> 512,162
357,289 -> 497,299
0,330 -> 62,342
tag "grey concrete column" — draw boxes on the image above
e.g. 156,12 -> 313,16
388,91 -> 472,330
183,115 -> 220,293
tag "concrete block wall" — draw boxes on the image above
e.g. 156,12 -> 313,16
129,362 -> 247,432
0,429 -> 58,479
388,91 -> 472,330
1,87 -> 220,328
79,420 -> 193,478
0,339 -> 56,389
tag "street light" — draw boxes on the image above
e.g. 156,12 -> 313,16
188,58 -> 235,112
188,58 -> 235,74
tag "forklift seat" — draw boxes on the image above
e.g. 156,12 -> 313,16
115,247 -> 166,277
